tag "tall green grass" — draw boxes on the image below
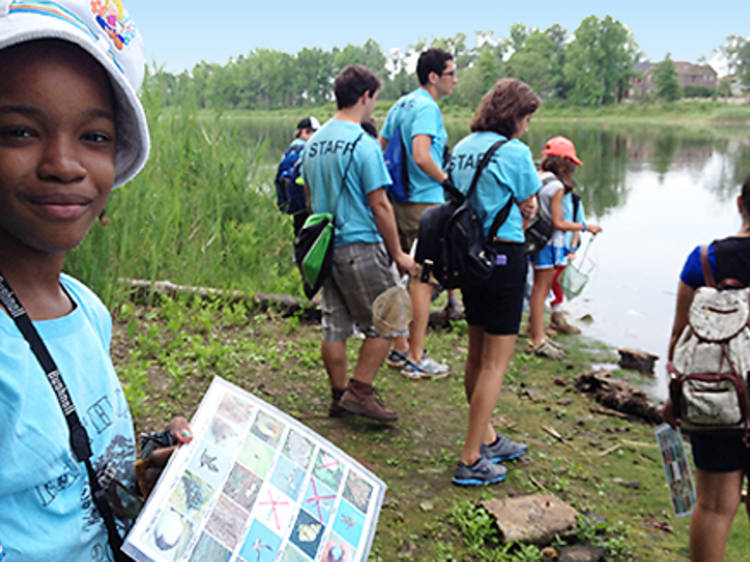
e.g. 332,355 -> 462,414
66,81 -> 301,307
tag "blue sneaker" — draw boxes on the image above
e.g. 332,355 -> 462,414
481,433 -> 528,463
400,352 -> 450,379
386,348 -> 408,369
452,456 -> 507,486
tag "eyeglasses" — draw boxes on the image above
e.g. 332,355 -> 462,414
441,70 -> 456,77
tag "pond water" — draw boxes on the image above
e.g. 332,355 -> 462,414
240,115 -> 750,401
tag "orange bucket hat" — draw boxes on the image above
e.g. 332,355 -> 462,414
541,136 -> 583,166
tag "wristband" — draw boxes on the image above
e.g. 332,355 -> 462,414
581,221 -> 587,233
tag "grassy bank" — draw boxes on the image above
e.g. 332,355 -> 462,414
112,294 -> 750,560
217,99 -> 750,129
66,90 -> 300,307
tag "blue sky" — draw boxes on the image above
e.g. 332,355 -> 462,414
125,1 -> 745,74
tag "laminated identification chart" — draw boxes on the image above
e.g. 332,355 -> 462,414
123,377 -> 385,561
654,423 -> 696,518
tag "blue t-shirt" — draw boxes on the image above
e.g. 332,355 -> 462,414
447,132 -> 541,242
0,274 -> 136,562
302,120 -> 391,247
380,88 -> 448,204
680,243 -> 717,288
562,191 -> 586,250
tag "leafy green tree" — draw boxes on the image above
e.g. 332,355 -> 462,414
505,29 -> 560,99
563,15 -> 638,105
509,22 -> 529,52
295,47 -> 335,105
722,34 -> 750,90
544,24 -> 569,99
653,53 -> 681,101
717,75 -> 733,98
333,39 -> 387,80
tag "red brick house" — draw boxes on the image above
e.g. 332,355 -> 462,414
627,61 -> 718,97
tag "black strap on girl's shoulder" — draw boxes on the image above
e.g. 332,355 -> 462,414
466,139 -> 506,200
463,139 -> 515,241
571,192 -> 581,221
0,272 -> 128,561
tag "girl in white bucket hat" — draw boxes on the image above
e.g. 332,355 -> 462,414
0,2 -> 191,560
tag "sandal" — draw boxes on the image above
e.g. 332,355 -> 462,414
546,338 -> 565,351
526,338 -> 565,359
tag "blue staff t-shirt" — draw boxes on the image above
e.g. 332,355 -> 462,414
0,274 -> 136,562
380,88 -> 448,204
302,120 -> 391,247
447,131 -> 541,242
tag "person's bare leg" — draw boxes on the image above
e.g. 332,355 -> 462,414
464,326 -> 498,447
689,468 -> 743,562
460,333 -> 517,465
392,334 -> 409,354
321,340 -> 347,390
529,268 -> 556,347
408,280 -> 434,361
463,325 -> 484,402
352,337 -> 391,384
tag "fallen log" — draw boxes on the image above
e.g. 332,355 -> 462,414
121,279 -> 321,321
574,369 -> 662,424
122,278 -> 460,327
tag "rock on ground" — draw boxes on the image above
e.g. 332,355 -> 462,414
481,494 -> 578,545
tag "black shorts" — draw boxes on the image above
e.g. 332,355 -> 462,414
462,242 -> 526,335
690,432 -> 750,473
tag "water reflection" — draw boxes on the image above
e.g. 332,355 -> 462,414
233,115 -> 750,400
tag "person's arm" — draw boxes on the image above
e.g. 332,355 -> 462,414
519,194 -> 538,230
136,417 -> 193,496
378,135 -> 388,151
668,281 -> 696,361
367,188 -> 417,275
304,182 -> 311,212
549,189 -> 602,234
412,134 -> 448,183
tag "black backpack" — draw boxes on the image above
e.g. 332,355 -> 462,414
416,139 -> 513,289
275,143 -> 307,215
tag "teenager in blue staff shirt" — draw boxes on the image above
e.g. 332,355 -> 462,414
0,1 -> 191,559
379,48 -> 457,380
301,64 -> 416,423
446,78 -> 541,486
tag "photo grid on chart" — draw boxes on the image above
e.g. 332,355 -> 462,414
123,377 -> 385,562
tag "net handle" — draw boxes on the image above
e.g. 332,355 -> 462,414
576,234 -> 595,265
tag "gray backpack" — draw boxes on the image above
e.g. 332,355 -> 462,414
668,245 -> 750,438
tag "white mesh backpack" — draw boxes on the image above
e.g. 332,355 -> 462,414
668,245 -> 750,440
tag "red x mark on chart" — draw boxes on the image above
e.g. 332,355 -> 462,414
315,455 -> 339,473
258,489 -> 289,531
306,478 -> 337,522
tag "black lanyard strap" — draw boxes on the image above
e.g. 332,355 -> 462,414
0,272 -> 128,561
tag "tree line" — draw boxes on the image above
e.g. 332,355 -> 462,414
147,16 -> 749,110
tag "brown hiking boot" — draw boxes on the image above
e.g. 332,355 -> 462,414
328,387 -> 347,418
339,380 -> 398,422
550,311 -> 581,335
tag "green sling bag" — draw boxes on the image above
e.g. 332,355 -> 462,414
294,132 -> 364,299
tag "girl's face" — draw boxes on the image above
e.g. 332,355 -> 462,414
513,113 -> 533,139
0,41 -> 116,256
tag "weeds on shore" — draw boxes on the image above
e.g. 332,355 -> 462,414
66,76 -> 299,307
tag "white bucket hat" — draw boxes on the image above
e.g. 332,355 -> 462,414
0,0 -> 150,187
